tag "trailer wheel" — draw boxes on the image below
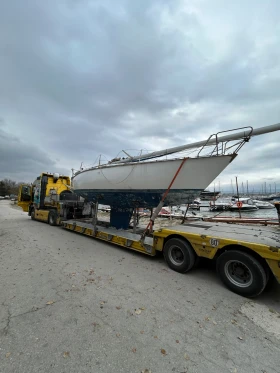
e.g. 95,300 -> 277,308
216,250 -> 267,297
163,238 -> 196,273
48,211 -> 58,226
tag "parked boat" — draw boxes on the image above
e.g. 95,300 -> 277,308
158,207 -> 185,219
230,197 -> 259,212
258,194 -> 280,202
252,200 -> 275,209
98,204 -> 111,212
209,199 -> 232,212
185,199 -> 201,210
200,190 -> 220,201
72,123 -> 280,228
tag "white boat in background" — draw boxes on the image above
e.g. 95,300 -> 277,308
209,198 -> 232,211
158,207 -> 185,218
252,200 -> 275,209
230,197 -> 259,212
199,190 -> 221,201
98,204 -> 111,212
188,200 -> 201,210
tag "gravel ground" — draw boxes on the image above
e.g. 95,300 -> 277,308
0,200 -> 280,373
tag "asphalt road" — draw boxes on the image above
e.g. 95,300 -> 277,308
0,200 -> 280,373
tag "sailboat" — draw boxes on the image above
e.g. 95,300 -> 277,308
73,156 -> 235,207
72,123 -> 280,228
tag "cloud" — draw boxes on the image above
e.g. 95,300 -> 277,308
0,128 -> 69,182
0,0 -> 280,188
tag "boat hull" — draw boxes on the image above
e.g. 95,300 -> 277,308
72,155 -> 235,208
229,206 -> 258,212
254,205 -> 274,209
253,201 -> 275,209
210,203 -> 231,211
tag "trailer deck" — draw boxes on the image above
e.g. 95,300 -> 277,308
62,220 -> 155,255
62,219 -> 280,287
167,222 -> 280,248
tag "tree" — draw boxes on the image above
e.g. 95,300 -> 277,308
0,181 -> 7,196
0,179 -> 23,196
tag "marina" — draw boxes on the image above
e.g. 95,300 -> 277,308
161,198 -> 279,219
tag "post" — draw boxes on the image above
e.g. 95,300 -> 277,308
235,176 -> 241,218
274,202 -> 280,225
181,204 -> 190,224
133,208 -> 137,233
92,202 -> 99,234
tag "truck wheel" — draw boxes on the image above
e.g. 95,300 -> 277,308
216,250 -> 267,297
30,209 -> 35,220
163,238 -> 196,273
48,211 -> 58,226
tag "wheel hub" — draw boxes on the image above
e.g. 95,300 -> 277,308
224,260 -> 253,287
169,246 -> 184,265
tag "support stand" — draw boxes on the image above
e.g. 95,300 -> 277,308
92,202 -> 99,235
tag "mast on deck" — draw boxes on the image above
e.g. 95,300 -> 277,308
112,122 -> 280,164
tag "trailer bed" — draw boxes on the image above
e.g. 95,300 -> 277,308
62,220 -> 155,255
173,222 -> 280,248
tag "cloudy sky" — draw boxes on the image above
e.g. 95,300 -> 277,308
1,0 -> 280,193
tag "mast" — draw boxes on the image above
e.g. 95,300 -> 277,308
113,122 -> 280,164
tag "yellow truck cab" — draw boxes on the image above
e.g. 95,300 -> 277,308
18,172 -> 84,225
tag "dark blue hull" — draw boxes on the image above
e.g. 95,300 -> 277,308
74,189 -> 203,229
74,188 -> 203,208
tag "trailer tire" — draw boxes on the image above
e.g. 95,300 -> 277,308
216,250 -> 267,297
30,208 -> 35,220
163,238 -> 196,273
264,266 -> 275,290
48,211 -> 58,226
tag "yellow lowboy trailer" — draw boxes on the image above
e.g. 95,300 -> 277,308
18,177 -> 280,298
62,219 -> 280,298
